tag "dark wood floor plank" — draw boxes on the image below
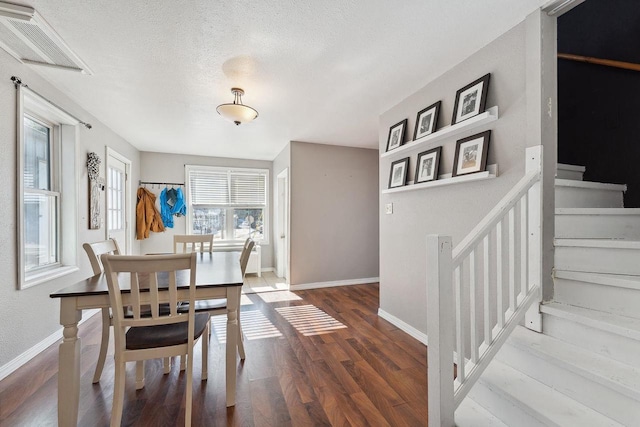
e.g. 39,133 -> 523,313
0,283 -> 430,426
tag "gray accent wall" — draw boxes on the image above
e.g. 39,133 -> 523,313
289,141 -> 379,286
0,49 -> 141,368
379,13 -> 553,336
138,151 -> 274,269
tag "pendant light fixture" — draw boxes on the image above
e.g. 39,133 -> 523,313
216,87 -> 258,126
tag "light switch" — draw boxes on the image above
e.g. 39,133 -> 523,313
385,203 -> 393,214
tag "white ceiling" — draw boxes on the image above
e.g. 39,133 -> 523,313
23,0 -> 546,160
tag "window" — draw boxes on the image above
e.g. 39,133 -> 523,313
23,115 -> 58,272
186,166 -> 269,245
18,87 -> 79,288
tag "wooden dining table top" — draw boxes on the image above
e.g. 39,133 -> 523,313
50,251 -> 243,299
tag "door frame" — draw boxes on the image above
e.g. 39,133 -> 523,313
105,147 -> 132,254
276,168 -> 290,282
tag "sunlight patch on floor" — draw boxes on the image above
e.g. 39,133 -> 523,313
275,305 -> 347,336
210,310 -> 282,343
258,291 -> 302,303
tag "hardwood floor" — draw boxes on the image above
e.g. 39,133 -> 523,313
0,284 -> 428,426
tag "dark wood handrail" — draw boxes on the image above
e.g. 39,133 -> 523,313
558,53 -> 640,72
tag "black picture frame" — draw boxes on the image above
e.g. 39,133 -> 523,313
451,73 -> 491,125
413,101 -> 441,140
452,130 -> 491,177
386,119 -> 408,152
388,157 -> 410,188
414,147 -> 442,184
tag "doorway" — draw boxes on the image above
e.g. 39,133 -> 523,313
105,148 -> 131,253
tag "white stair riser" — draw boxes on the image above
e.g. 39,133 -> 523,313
555,214 -> 640,239
555,186 -> 624,208
554,277 -> 640,319
497,343 -> 640,426
555,245 -> 640,275
556,170 -> 584,181
467,382 -> 547,427
543,313 -> 640,367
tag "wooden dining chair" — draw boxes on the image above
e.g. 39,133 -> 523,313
176,235 -> 254,360
101,252 -> 209,427
82,239 -> 121,384
174,234 -> 213,254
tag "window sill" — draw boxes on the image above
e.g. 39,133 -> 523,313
23,265 -> 79,289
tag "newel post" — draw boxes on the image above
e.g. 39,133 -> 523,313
427,235 -> 455,427
525,145 -> 543,332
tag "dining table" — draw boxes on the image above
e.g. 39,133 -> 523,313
49,251 -> 243,427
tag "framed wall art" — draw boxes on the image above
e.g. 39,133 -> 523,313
414,147 -> 442,184
388,157 -> 410,188
451,73 -> 490,125
386,119 -> 408,152
452,130 -> 491,177
413,101 -> 441,140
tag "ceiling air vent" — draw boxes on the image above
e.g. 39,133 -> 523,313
0,1 -> 92,74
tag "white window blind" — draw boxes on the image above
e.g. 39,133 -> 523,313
188,168 -> 267,206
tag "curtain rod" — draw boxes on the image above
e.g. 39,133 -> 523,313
10,76 -> 92,129
139,180 -> 184,187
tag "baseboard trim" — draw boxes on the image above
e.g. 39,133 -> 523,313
377,308 -> 428,346
261,267 -> 275,273
0,308 -> 100,382
290,277 -> 379,291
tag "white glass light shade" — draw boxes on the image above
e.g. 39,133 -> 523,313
216,103 -> 258,125
216,88 -> 259,125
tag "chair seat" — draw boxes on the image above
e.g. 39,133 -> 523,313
178,298 -> 227,313
126,313 -> 210,350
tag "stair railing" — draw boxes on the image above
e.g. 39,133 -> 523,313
427,146 -> 543,426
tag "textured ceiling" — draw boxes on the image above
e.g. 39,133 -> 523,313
23,0 -> 546,160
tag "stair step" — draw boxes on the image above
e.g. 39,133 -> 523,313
455,397 -> 509,427
555,179 -> 625,208
541,302 -> 640,366
556,163 -> 585,181
468,360 -> 624,427
554,270 -> 640,318
497,327 -> 640,425
555,208 -> 640,239
555,238 -> 640,275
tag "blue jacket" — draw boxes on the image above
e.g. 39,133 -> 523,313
159,187 -> 187,228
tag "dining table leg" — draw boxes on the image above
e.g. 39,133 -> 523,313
58,297 -> 82,427
225,287 -> 240,407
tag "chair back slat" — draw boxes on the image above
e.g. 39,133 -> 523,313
83,239 -> 121,274
173,234 -> 213,254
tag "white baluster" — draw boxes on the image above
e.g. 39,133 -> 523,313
470,250 -> 478,364
455,265 -> 465,383
496,220 -> 504,329
483,235 -> 491,348
508,208 -> 516,316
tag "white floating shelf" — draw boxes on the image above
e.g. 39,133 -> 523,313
381,106 -> 499,159
382,164 -> 497,194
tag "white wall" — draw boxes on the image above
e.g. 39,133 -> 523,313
138,151 -> 274,269
379,17 -> 549,335
289,141 -> 379,286
0,50 -> 141,368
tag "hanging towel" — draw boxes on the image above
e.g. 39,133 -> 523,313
136,187 -> 165,239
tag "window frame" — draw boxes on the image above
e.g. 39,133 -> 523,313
185,165 -> 270,246
17,86 -> 79,289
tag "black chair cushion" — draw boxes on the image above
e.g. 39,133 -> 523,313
125,312 -> 210,350
178,298 -> 227,313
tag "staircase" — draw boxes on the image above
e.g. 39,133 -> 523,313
456,163 -> 640,426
